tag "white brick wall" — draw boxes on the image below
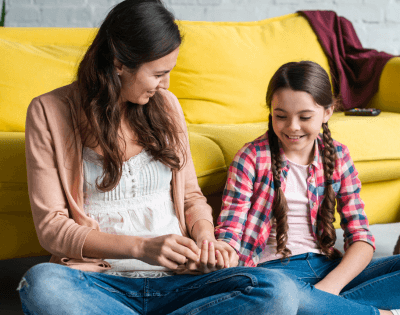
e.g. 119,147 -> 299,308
4,0 -> 400,54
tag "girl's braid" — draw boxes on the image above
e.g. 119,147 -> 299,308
268,114 -> 291,259
319,122 -> 342,259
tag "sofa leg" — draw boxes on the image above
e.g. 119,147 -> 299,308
394,235 -> 400,255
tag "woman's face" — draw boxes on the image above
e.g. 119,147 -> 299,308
271,88 -> 333,165
116,47 -> 180,105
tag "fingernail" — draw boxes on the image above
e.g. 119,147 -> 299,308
209,242 -> 214,248
203,240 -> 207,245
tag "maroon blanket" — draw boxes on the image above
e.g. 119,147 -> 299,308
299,10 -> 394,110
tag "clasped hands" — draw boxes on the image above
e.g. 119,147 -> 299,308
140,234 -> 238,274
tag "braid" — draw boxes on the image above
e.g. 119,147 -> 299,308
268,114 -> 291,259
318,123 -> 342,259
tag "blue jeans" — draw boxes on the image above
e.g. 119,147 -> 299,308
259,252 -> 400,315
18,263 -> 299,315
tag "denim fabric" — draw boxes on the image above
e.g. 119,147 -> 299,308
18,263 -> 299,315
258,252 -> 400,314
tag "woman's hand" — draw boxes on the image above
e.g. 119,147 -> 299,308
138,234 -> 200,270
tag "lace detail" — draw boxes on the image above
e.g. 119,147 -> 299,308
83,146 -> 153,177
84,190 -> 172,214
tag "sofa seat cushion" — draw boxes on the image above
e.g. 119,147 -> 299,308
188,111 -> 400,192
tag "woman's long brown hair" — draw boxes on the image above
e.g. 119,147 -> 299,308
266,61 -> 342,260
72,0 -> 185,192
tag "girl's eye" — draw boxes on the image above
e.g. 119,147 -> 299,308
155,74 -> 163,78
300,117 -> 311,121
276,115 -> 286,119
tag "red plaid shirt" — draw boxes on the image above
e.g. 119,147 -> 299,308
215,132 -> 375,267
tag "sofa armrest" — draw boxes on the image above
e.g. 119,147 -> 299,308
368,57 -> 400,113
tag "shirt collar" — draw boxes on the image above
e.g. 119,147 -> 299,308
276,136 -> 322,170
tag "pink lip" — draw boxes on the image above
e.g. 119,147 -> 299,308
285,134 -> 305,142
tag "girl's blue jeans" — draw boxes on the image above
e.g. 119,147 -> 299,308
258,252 -> 400,315
18,262 -> 299,315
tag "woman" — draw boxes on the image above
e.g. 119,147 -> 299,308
18,1 -> 299,314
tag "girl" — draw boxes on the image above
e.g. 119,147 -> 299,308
216,61 -> 400,315
18,1 -> 299,314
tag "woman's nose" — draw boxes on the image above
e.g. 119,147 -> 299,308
158,73 -> 170,89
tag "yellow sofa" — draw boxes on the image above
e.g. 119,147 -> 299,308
1,13 -> 400,260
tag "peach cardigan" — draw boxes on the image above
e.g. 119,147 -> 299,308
25,83 -> 213,272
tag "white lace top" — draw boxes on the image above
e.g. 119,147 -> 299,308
82,147 -> 182,278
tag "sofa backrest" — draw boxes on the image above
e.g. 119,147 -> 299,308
0,12 -> 330,132
171,13 -> 330,125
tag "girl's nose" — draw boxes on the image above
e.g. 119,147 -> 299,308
288,119 -> 301,131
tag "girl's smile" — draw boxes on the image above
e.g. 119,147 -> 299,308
271,88 -> 333,165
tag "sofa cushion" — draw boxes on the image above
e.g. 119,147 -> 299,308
0,28 -> 95,132
170,13 -> 330,125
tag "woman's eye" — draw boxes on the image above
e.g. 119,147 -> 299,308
300,117 -> 311,121
276,115 -> 286,119
155,74 -> 163,78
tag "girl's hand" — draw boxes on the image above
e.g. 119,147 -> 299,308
184,239 -> 239,274
138,234 -> 200,270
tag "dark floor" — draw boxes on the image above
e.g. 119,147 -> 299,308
1,223 -> 399,314
0,255 -> 51,314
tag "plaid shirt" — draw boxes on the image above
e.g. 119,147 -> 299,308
215,132 -> 375,267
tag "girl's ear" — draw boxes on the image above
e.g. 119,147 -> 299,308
323,105 -> 334,123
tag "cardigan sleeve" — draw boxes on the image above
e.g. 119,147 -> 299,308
162,90 -> 214,237
25,95 -> 94,259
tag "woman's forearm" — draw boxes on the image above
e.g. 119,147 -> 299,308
82,229 -> 143,259
315,241 -> 374,295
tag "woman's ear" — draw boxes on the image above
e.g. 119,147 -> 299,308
114,58 -> 124,75
323,105 -> 334,123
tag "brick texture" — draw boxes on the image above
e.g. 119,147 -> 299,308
3,0 -> 400,54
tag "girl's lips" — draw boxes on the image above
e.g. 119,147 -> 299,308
285,134 -> 305,142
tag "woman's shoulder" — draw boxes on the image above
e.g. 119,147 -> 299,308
28,83 -> 78,115
26,82 -> 80,134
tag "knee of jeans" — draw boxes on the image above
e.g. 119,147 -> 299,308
17,262 -> 77,295
257,269 -> 299,302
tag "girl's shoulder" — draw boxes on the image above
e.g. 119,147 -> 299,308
232,132 -> 272,168
316,134 -> 351,160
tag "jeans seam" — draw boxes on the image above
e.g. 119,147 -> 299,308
184,291 -> 242,315
341,270 -> 400,297
306,258 -> 321,279
171,273 -> 258,293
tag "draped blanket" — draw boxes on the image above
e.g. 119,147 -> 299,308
299,10 -> 394,110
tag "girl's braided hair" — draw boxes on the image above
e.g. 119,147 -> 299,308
266,61 -> 342,260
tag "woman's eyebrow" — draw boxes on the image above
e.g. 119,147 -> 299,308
154,64 -> 177,74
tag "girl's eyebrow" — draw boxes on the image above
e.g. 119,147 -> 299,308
275,108 -> 315,114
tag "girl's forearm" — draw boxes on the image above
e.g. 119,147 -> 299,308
315,241 -> 374,294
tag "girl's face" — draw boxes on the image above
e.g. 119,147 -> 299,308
115,47 -> 180,105
271,88 -> 333,165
